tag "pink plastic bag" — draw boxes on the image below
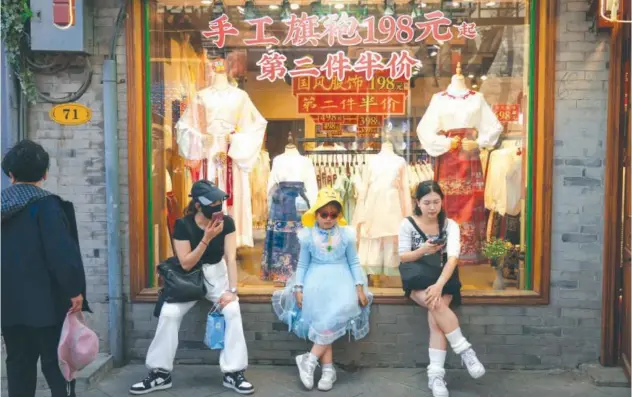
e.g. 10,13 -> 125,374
57,312 -> 99,381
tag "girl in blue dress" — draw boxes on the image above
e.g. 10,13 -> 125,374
272,188 -> 373,391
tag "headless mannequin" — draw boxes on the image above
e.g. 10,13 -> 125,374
448,63 -> 468,93
185,59 -> 232,175
370,138 -> 396,288
380,141 -> 394,154
284,132 -> 299,155
211,69 -> 230,90
446,63 -> 478,152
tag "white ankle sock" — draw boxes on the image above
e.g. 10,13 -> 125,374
322,363 -> 334,370
427,348 -> 447,378
445,328 -> 471,354
307,353 -> 319,363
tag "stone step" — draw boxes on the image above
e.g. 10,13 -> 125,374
1,352 -> 113,394
580,363 -> 631,388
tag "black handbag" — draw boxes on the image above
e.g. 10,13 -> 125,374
157,257 -> 206,303
398,217 -> 448,290
157,218 -> 207,303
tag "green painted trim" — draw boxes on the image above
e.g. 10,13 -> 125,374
525,0 -> 536,291
143,0 -> 154,287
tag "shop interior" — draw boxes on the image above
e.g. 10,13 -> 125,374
146,0 -> 531,295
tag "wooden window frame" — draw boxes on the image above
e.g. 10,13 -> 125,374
126,0 -> 556,305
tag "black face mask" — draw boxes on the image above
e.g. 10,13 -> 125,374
200,204 -> 222,219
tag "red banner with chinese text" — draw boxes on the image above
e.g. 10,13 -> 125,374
358,127 -> 383,137
312,115 -> 359,124
292,70 -> 408,95
358,115 -> 385,128
492,104 -> 520,123
318,122 -> 344,134
297,93 -> 407,115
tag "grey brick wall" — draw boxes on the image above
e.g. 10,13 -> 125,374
25,0 -> 608,369
26,0 -> 130,354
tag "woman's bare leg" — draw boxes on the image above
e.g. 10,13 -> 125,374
310,344 -> 328,359
320,345 -> 333,365
410,290 -> 459,335
410,290 -> 485,380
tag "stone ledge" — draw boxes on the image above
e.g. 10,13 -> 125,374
1,353 -> 113,393
579,363 -> 631,388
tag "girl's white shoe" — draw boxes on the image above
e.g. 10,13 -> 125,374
428,376 -> 449,397
296,353 -> 317,390
318,367 -> 337,391
461,348 -> 486,379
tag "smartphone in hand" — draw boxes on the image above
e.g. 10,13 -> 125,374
212,212 -> 224,224
429,237 -> 446,246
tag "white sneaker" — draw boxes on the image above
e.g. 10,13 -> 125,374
295,353 -> 317,390
428,376 -> 449,397
318,367 -> 337,391
461,348 -> 485,379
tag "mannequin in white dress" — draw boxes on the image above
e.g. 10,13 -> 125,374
353,139 -> 412,277
176,57 -> 268,248
415,63 -> 503,264
262,133 -> 319,282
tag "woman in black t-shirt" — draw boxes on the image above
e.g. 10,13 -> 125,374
130,181 -> 254,395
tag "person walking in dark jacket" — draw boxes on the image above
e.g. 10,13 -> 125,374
1,139 -> 91,397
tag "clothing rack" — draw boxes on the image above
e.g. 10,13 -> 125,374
297,137 -> 383,143
302,148 -> 429,155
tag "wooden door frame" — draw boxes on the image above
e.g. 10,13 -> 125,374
601,20 -> 631,367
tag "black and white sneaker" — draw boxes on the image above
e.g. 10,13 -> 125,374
223,371 -> 255,394
129,369 -> 172,395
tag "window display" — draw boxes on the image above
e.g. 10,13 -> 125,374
144,0 -> 533,296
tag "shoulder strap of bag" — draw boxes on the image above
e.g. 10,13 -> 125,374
407,216 -> 428,241
406,216 -> 448,241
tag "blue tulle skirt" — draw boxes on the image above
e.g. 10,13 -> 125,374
272,263 -> 373,345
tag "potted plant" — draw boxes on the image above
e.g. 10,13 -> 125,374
481,238 -> 513,290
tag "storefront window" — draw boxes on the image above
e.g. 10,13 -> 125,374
144,0 -> 533,297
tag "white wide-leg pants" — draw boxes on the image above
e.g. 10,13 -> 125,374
145,260 -> 248,373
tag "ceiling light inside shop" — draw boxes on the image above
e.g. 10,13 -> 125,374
485,1 -> 496,5
480,75 -> 488,80
311,0 -> 325,16
430,51 -> 437,56
334,3 -> 345,9
243,0 -> 258,19
356,1 -> 369,22
452,1 -> 460,6
201,0 -> 212,4
212,0 -> 225,15
383,0 -> 396,15
468,74 -> 474,78
290,3 -> 300,9
410,0 -> 424,18
269,4 -> 279,9
280,0 -> 292,21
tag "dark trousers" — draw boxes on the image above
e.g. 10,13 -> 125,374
2,324 -> 75,397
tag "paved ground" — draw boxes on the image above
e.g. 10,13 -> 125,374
46,364 -> 632,397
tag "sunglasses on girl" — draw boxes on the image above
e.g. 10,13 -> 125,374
318,211 -> 339,220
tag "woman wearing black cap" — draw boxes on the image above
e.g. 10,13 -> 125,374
130,180 -> 254,395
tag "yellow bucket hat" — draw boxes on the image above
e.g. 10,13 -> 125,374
301,187 -> 348,228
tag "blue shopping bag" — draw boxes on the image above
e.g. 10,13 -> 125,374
204,304 -> 225,350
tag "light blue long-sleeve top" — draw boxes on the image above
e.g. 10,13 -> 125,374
294,225 -> 367,287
